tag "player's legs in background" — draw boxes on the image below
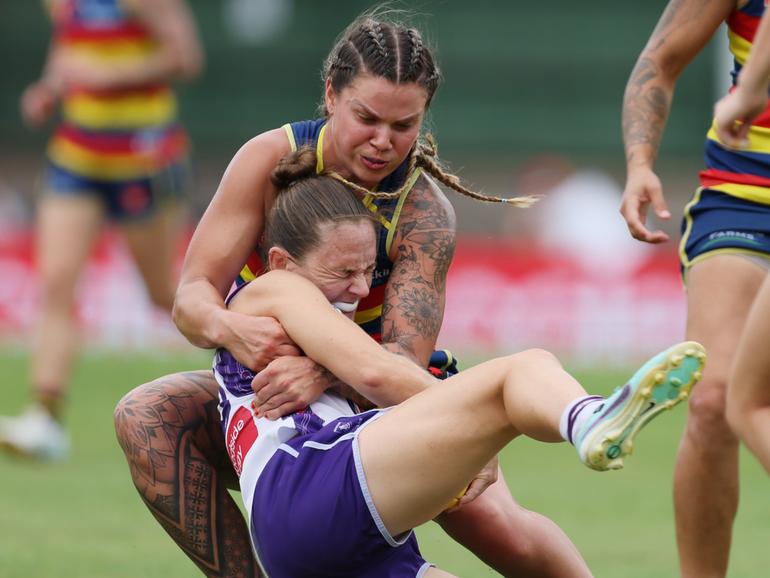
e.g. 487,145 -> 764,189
726,272 -> 770,474
675,255 -> 764,578
114,370 -> 260,578
0,193 -> 103,460
436,472 -> 591,577
121,201 -> 184,313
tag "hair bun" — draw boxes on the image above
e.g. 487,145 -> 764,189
271,147 -> 318,189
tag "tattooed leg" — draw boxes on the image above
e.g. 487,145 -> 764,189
114,371 -> 259,578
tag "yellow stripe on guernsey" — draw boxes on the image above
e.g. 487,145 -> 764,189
63,89 -> 177,130
58,32 -> 176,129
355,304 -> 382,325
281,123 -> 325,176
707,121 -> 770,156
705,123 -> 770,204
728,28 -> 750,65
48,137 -> 156,180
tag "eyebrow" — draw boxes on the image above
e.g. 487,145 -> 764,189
350,98 -> 422,123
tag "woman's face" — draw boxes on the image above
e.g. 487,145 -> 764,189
324,74 -> 428,189
287,219 -> 377,319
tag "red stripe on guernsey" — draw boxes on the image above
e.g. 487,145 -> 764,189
722,86 -> 770,127
745,94 -> 770,128
67,84 -> 167,99
728,10 -> 759,42
56,124 -> 135,153
55,124 -> 187,157
226,407 -> 258,478
245,252 -> 266,278
57,21 -> 149,43
358,282 -> 385,312
700,168 -> 770,188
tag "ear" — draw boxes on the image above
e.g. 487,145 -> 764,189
267,246 -> 292,271
324,78 -> 336,115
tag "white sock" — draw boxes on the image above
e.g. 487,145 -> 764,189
559,395 -> 604,445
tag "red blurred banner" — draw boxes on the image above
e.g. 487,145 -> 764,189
0,229 -> 686,364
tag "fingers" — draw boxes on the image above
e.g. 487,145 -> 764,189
259,400 -> 307,421
274,343 -> 302,357
620,180 -> 671,244
715,117 -> 750,149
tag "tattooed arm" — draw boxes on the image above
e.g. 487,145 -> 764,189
620,0 -> 735,243
381,172 -> 456,385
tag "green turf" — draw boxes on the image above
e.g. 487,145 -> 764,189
0,352 -> 768,577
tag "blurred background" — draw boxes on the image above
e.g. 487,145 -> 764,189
4,3 -> 770,578
0,0 -> 726,364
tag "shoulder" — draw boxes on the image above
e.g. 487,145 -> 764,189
399,171 -> 457,232
218,128 -> 292,198
229,271 -> 324,315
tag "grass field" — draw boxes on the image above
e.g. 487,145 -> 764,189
1,349 -> 768,578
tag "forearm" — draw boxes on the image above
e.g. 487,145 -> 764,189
622,55 -> 674,171
240,272 -> 436,407
172,279 -> 230,349
737,13 -> 770,94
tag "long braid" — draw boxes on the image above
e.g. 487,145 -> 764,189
414,137 -> 540,207
347,136 -> 539,207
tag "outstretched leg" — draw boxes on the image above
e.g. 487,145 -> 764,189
114,371 -> 259,578
358,345 -> 703,576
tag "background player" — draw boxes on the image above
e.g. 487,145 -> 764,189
0,0 -> 203,460
621,1 -> 770,576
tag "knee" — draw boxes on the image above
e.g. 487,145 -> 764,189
113,385 -> 153,473
685,379 -> 735,443
506,348 -> 560,371
38,270 -> 78,310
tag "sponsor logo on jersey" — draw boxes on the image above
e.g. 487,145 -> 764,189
333,420 -> 353,433
226,406 -> 258,477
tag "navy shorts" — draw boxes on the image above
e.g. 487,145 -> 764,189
679,188 -> 770,274
250,411 -> 432,578
42,160 -> 188,222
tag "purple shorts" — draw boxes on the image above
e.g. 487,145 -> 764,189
250,411 -> 432,577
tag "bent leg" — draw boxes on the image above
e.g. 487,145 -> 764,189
675,255 -> 763,578
114,370 -> 259,578
358,349 -> 584,540
727,274 -> 770,474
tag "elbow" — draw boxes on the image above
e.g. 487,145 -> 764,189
356,365 -> 386,397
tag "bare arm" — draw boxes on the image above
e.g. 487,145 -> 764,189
173,129 -> 302,369
380,173 -> 456,373
51,0 -> 204,92
20,41 -> 61,128
230,271 -> 437,408
621,0 -> 734,243
714,8 -> 770,147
